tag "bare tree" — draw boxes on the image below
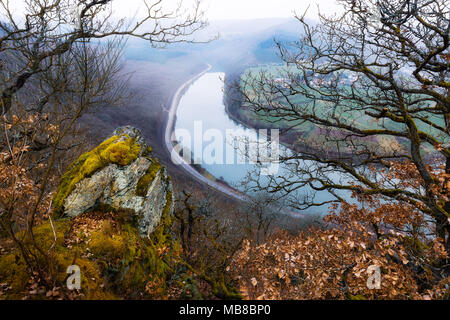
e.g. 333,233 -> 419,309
238,0 -> 450,251
0,0 -> 207,286
0,0 -> 207,115
238,192 -> 283,245
173,190 -> 244,299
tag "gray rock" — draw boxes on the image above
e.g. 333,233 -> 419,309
112,126 -> 147,152
60,127 -> 173,237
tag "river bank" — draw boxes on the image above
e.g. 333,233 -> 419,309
166,70 -> 310,217
220,72 -> 345,161
164,65 -> 248,203
223,89 -> 406,163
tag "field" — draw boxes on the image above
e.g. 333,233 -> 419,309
237,64 -> 447,155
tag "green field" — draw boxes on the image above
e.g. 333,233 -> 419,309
238,64 -> 447,155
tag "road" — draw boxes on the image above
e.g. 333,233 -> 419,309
163,64 -> 248,202
162,64 -> 305,217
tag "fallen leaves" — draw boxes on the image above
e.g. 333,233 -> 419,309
229,190 -> 449,300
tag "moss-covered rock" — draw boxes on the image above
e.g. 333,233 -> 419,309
136,159 -> 161,197
0,126 -> 235,300
0,208 -> 182,300
52,127 -> 174,237
53,135 -> 141,216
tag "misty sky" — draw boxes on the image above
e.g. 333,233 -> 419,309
113,0 -> 343,20
9,0 -> 344,21
204,0 -> 342,20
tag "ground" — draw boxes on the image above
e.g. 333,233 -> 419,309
0,203 -> 215,300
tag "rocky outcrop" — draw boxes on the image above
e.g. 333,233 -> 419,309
53,126 -> 173,237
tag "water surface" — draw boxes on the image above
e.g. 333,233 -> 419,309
175,72 -> 350,213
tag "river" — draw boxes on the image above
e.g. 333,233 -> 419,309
172,71 -> 350,214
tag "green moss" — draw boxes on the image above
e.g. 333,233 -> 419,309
148,176 -> 174,246
108,197 -> 179,298
89,223 -> 127,260
211,276 -> 243,300
136,160 -> 161,197
0,203 -> 181,300
53,135 -> 141,217
162,187 -> 173,219
348,294 -> 367,300
0,220 -> 74,299
0,154 -> 205,300
114,183 -> 177,297
402,236 -> 431,255
52,251 -> 110,300
142,146 -> 153,157
0,253 -> 29,299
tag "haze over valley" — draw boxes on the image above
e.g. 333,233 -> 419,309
1,0 -> 448,302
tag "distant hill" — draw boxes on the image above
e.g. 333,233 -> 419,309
123,17 -> 307,71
